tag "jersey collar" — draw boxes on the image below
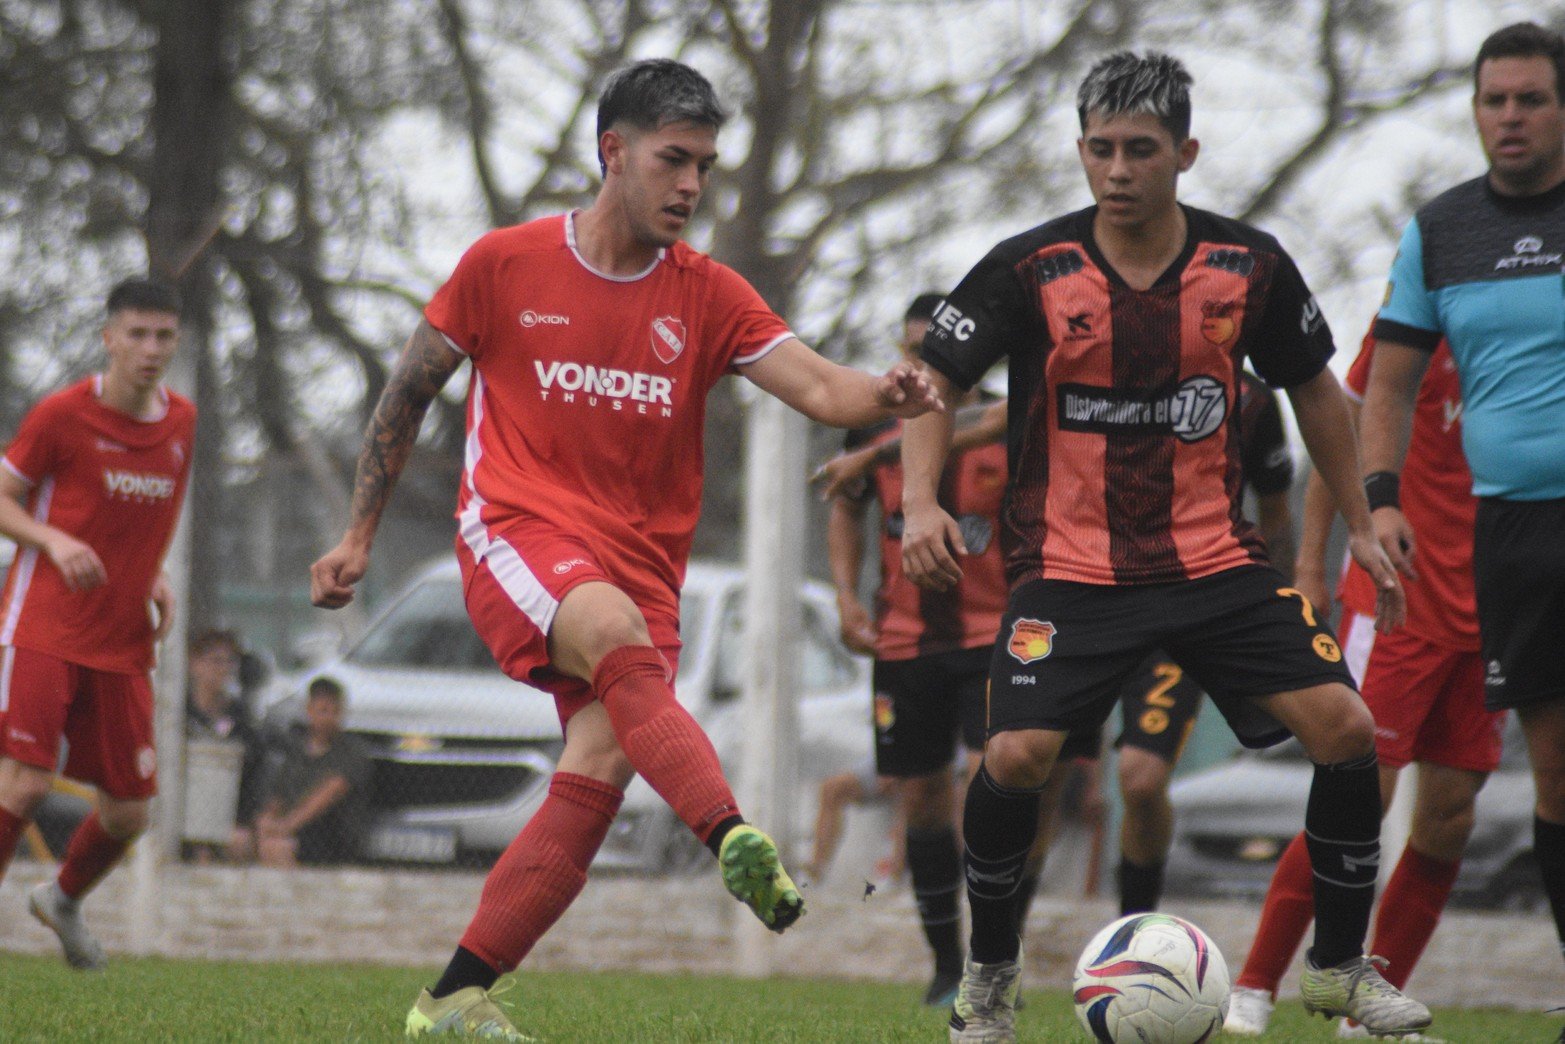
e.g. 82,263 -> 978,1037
94,373 -> 171,423
565,210 -> 666,282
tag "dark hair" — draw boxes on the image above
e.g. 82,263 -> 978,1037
307,676 -> 346,704
189,628 -> 241,659
106,277 -> 181,318
1475,22 -> 1565,101
596,59 -> 727,175
1077,51 -> 1194,141
904,293 -> 946,323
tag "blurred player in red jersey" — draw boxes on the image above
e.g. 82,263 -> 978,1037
902,52 -> 1430,1042
1224,332 -> 1498,1037
0,278 -> 194,970
307,60 -> 942,1039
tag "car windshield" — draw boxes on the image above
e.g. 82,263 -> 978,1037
350,578 -> 497,670
347,575 -> 712,673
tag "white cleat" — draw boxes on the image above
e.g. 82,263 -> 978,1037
28,882 -> 107,971
1222,985 -> 1274,1036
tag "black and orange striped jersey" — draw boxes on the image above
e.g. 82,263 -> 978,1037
922,205 -> 1332,587
845,411 -> 1009,661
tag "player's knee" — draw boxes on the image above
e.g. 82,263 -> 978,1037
99,801 -> 149,840
1411,803 -> 1475,860
983,730 -> 1058,790
1117,758 -> 1168,808
1298,689 -> 1375,763
0,764 -> 52,816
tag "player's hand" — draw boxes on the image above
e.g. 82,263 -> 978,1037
1347,526 -> 1405,633
811,446 -> 877,501
1371,506 -> 1418,583
1292,559 -> 1331,617
836,595 -> 878,655
44,532 -> 106,591
310,538 -> 370,609
150,573 -> 176,642
901,502 -> 965,591
874,361 -> 945,419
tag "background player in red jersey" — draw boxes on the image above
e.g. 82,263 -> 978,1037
902,52 -> 1429,1042
1224,331 -> 1497,1037
0,278 -> 194,970
827,291 -> 1007,1008
307,59 -> 942,1039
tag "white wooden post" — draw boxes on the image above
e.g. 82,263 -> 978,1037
735,392 -> 807,975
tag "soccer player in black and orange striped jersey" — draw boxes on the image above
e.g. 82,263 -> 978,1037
901,52 -> 1429,1042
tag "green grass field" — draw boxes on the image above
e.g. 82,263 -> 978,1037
0,952 -> 1553,1042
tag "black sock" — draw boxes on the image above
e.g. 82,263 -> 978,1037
1013,871 -> 1040,929
963,763 -> 1043,964
1534,815 -> 1565,966
907,825 -> 963,973
431,946 -> 499,998
1117,858 -> 1165,916
1304,752 -> 1380,969
704,814 -> 745,858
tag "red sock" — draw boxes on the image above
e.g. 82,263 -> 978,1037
1236,831 -> 1315,996
594,646 -> 739,842
56,812 -> 130,900
1367,845 -> 1459,990
0,805 -> 27,883
459,772 -> 622,972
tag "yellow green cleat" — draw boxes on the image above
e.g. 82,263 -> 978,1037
718,824 -> 804,932
406,985 -> 535,1040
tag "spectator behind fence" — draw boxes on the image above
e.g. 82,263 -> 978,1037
249,677 -> 370,868
184,628 -> 268,861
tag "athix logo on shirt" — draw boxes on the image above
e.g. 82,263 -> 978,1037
1494,235 -> 1562,271
650,316 -> 685,363
520,309 -> 571,328
533,360 -> 674,417
103,469 -> 177,501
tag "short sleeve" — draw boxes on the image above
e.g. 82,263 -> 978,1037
424,232 -> 501,361
1343,330 -> 1376,401
1372,219 -> 1442,352
706,263 -> 794,370
2,396 -> 65,487
1246,248 -> 1335,389
1240,382 -> 1294,496
919,245 -> 1038,391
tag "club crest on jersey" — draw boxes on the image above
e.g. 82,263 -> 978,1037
1200,299 -> 1237,345
1007,618 -> 1056,664
650,316 -> 686,364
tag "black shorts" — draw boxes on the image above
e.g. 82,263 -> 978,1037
872,645 -> 991,777
1114,651 -> 1205,762
988,565 -> 1355,749
1475,496 -> 1565,711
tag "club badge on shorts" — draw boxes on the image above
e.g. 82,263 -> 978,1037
1007,618 -> 1057,664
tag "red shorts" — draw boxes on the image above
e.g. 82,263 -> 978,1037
457,521 -> 681,730
0,645 -> 158,798
1337,608 -> 1503,772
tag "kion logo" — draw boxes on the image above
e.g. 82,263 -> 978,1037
650,316 -> 685,363
103,470 -> 176,501
520,309 -> 570,328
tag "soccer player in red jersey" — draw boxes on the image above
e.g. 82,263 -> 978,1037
307,60 -> 942,1039
900,53 -> 1430,1041
1225,332 -> 1497,1037
0,278 -> 194,970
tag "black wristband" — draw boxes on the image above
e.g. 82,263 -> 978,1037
1364,471 -> 1400,512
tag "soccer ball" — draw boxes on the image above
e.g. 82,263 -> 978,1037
1072,913 -> 1230,1043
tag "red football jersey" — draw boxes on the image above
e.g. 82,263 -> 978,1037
425,213 -> 794,617
1338,334 -> 1477,650
850,419 -> 1009,661
0,376 -> 196,672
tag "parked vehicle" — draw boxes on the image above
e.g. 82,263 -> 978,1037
262,558 -> 872,870
1164,715 -> 1541,911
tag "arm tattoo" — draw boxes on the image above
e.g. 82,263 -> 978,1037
349,321 -> 463,533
